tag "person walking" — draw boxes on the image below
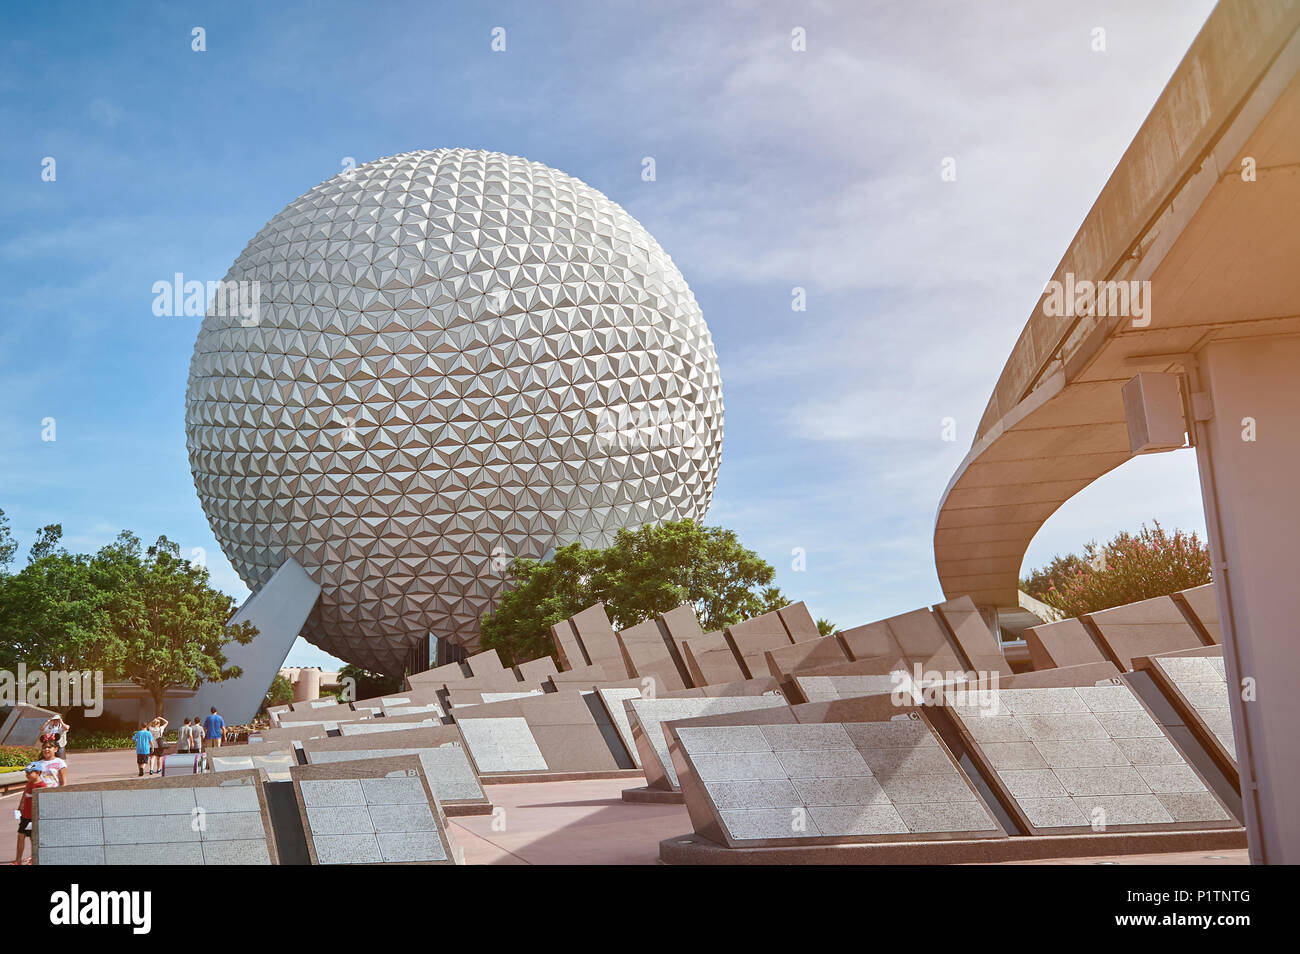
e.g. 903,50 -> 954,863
178,718 -> 193,754
202,707 -> 225,751
132,721 -> 154,777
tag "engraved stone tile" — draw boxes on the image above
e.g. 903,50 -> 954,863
1135,763 -> 1208,794
1018,796 -> 1088,829
360,777 -> 427,805
1206,657 -> 1226,677
980,742 -> 1047,771
997,688 -> 1087,714
1156,792 -> 1231,823
1074,684 -> 1144,712
809,805 -> 909,836
1114,736 -> 1184,765
895,801 -> 998,833
202,839 -> 272,865
675,726 -> 771,754
997,769 -> 1068,799
843,720 -> 938,749
1093,710 -> 1163,739
791,775 -> 889,807
378,830 -> 447,863
417,748 -> 485,802
383,704 -> 443,716
1180,682 -> 1231,710
340,721 -> 435,735
314,833 -> 382,864
1017,712 -> 1110,741
199,811 -> 268,841
959,715 -> 1029,744
949,704 -> 1008,724
367,803 -> 436,832
36,818 -> 104,848
457,717 -> 548,772
300,779 -> 366,808
103,813 -> 200,845
1053,766 -> 1150,797
776,748 -> 872,779
37,845 -> 106,865
101,787 -> 196,816
1158,657 -> 1222,684
859,745 -> 957,777
1032,739 -> 1129,768
690,751 -> 787,782
760,723 -> 852,751
209,756 -> 255,772
195,784 -> 261,814
104,842 -> 205,865
1074,794 -> 1174,826
306,805 -> 376,836
720,808 -> 819,840
878,773 -> 977,804
703,778 -> 801,810
1199,708 -> 1237,758
34,791 -> 102,820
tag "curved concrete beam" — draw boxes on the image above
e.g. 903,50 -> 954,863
936,0 -> 1300,605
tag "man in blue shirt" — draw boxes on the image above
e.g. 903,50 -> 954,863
132,722 -> 154,777
202,707 -> 226,751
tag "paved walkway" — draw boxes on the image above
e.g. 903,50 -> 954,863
1,749 -> 1250,865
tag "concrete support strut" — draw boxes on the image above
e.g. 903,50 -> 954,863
1190,337 -> 1300,864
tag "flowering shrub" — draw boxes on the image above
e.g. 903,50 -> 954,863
1022,522 -> 1212,619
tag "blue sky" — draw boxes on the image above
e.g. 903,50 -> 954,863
1,0 -> 1217,670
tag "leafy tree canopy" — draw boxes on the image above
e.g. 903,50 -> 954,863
0,519 -> 259,716
0,508 -> 17,572
1020,521 -> 1211,619
262,673 -> 294,713
480,520 -> 782,664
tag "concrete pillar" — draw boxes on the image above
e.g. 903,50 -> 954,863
1190,336 -> 1300,864
293,668 -> 321,703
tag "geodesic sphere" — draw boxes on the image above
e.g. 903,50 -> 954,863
185,149 -> 724,674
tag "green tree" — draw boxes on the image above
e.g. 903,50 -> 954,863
28,524 -> 64,563
480,520 -> 779,664
101,534 -> 258,717
1020,522 -> 1211,619
815,617 -> 838,637
261,673 -> 294,712
0,508 -> 17,572
0,550 -> 118,675
759,586 -> 791,614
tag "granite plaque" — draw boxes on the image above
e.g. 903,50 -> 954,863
33,770 -> 278,866
670,718 -> 1000,846
946,685 -> 1235,832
